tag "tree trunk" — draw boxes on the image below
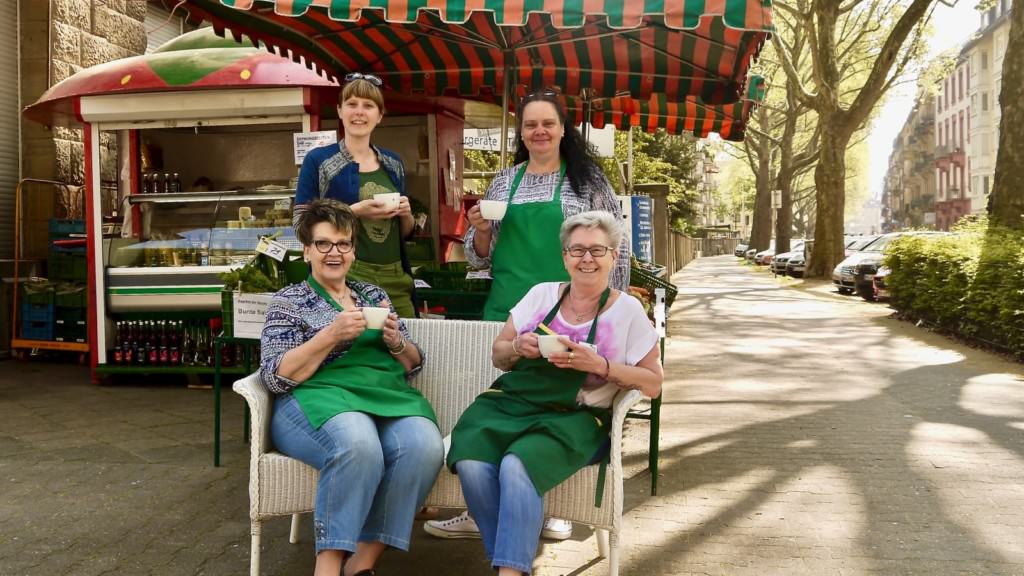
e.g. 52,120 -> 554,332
990,3 -> 1024,229
775,164 -> 794,253
806,126 -> 847,277
748,145 -> 774,251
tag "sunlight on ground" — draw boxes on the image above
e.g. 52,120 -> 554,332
959,373 -> 1024,418
907,422 -> 1024,563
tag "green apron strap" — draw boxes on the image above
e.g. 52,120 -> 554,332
540,284 -> 610,346
307,275 -> 373,312
508,160 -> 565,203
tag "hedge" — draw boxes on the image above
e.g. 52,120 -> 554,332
883,217 -> 1024,357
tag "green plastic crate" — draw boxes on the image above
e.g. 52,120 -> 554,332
22,283 -> 54,306
54,284 -> 87,308
49,253 -> 87,281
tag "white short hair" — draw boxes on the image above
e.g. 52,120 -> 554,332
559,210 -> 624,250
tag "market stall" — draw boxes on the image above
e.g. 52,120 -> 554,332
22,28 -> 475,381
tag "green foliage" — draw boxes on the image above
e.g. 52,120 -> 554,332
884,217 -> 1024,356
220,249 -> 288,293
464,149 -> 501,194
610,128 -> 700,229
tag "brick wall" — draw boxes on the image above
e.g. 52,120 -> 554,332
20,0 -> 149,185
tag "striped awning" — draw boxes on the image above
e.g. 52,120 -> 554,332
161,0 -> 772,105
562,74 -> 766,141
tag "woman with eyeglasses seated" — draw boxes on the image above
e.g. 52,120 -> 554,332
445,211 -> 663,576
261,198 -> 443,576
294,72 -> 418,318
425,89 -> 629,541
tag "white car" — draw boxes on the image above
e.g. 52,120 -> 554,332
770,241 -> 806,275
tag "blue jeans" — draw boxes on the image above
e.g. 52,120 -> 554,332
456,455 -> 544,574
271,394 -> 443,553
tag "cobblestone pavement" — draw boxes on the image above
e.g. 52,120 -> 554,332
1,255 -> 1022,575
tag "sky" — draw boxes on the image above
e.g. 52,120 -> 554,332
865,0 -> 982,200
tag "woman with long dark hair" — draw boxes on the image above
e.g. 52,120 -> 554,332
463,89 -> 629,323
425,90 -> 629,542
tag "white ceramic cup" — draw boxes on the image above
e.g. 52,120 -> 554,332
537,334 -> 570,358
361,307 -> 389,329
374,192 -> 401,209
479,200 -> 508,220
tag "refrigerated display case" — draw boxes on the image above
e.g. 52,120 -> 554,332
106,189 -> 298,313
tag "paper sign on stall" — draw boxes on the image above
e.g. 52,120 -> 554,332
293,131 -> 338,164
256,237 -> 289,262
233,293 -> 275,339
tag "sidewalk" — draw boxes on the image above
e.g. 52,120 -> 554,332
1,256 -> 1023,575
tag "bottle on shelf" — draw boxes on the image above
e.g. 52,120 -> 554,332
162,173 -> 171,194
170,173 -> 182,194
141,174 -> 150,195
112,322 -> 124,364
170,320 -> 182,365
158,320 -> 169,365
146,321 -> 159,365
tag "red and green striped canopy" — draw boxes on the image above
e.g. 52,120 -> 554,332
162,0 -> 772,105
561,74 -> 765,141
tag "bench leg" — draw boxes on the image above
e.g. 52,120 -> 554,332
597,528 -> 610,558
289,513 -> 302,544
608,530 -> 620,576
250,521 -> 262,576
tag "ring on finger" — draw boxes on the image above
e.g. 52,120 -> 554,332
569,351 -> 575,360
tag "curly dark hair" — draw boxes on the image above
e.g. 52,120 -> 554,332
513,89 -> 605,194
294,199 -> 358,247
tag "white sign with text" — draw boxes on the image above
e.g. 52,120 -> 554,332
232,293 -> 275,340
463,125 -> 615,157
293,130 -> 338,165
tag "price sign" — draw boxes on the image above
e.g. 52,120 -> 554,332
293,130 -> 338,164
256,237 -> 289,262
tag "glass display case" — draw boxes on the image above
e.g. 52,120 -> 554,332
106,189 -> 300,312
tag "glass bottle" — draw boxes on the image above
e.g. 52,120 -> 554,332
162,173 -> 171,194
169,320 -> 182,365
112,321 -> 124,364
147,321 -> 159,364
158,320 -> 169,365
171,173 -> 181,194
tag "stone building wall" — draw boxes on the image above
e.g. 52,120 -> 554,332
20,0 -> 149,185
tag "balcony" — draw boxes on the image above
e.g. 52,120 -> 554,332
934,143 -> 966,170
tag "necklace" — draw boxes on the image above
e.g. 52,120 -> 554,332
567,294 -> 599,322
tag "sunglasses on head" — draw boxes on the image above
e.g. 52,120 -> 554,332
524,88 -> 558,100
344,72 -> 383,87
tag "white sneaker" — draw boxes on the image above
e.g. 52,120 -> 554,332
423,511 -> 481,539
541,517 -> 573,540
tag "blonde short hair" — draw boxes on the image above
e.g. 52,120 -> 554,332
340,79 -> 385,113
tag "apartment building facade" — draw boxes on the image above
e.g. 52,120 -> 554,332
964,0 -> 1013,216
933,53 -> 971,230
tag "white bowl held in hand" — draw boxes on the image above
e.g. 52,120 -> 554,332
374,192 -> 401,209
479,200 -> 508,220
537,334 -> 569,358
361,307 -> 389,329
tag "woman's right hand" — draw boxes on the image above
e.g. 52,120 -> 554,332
328,308 -> 367,341
514,332 -> 541,359
352,198 -> 399,220
466,204 -> 492,234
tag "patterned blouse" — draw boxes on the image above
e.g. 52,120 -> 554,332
258,279 -> 423,394
464,163 -> 630,291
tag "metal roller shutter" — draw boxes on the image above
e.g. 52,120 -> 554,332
146,4 -> 185,53
0,1 -> 19,258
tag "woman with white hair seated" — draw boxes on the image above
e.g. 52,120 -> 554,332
446,210 -> 664,575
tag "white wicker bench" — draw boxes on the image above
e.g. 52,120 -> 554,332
233,318 -> 642,576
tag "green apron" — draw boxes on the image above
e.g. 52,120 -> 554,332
482,161 -> 568,322
448,285 -> 611,499
290,276 -> 437,430
348,260 -> 416,318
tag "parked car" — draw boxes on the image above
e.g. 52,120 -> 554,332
786,252 -> 806,277
873,266 -> 891,300
745,247 -> 758,261
832,231 -> 945,299
735,243 -> 749,257
845,235 -> 880,257
754,248 -> 775,265
745,240 -> 774,263
770,241 -> 806,275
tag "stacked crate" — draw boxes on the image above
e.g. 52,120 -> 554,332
44,219 -> 87,342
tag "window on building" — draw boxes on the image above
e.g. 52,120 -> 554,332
937,123 -> 942,145
971,94 -> 977,115
983,176 -> 990,195
982,51 -> 989,70
982,92 -> 989,111
958,68 -> 964,100
959,113 -> 964,149
946,119 -> 951,146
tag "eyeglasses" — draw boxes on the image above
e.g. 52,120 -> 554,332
564,245 -> 613,258
344,72 -> 383,86
312,239 -> 355,254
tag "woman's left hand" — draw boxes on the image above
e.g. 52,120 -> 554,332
548,338 -> 603,373
397,196 -> 413,218
382,312 -> 403,350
